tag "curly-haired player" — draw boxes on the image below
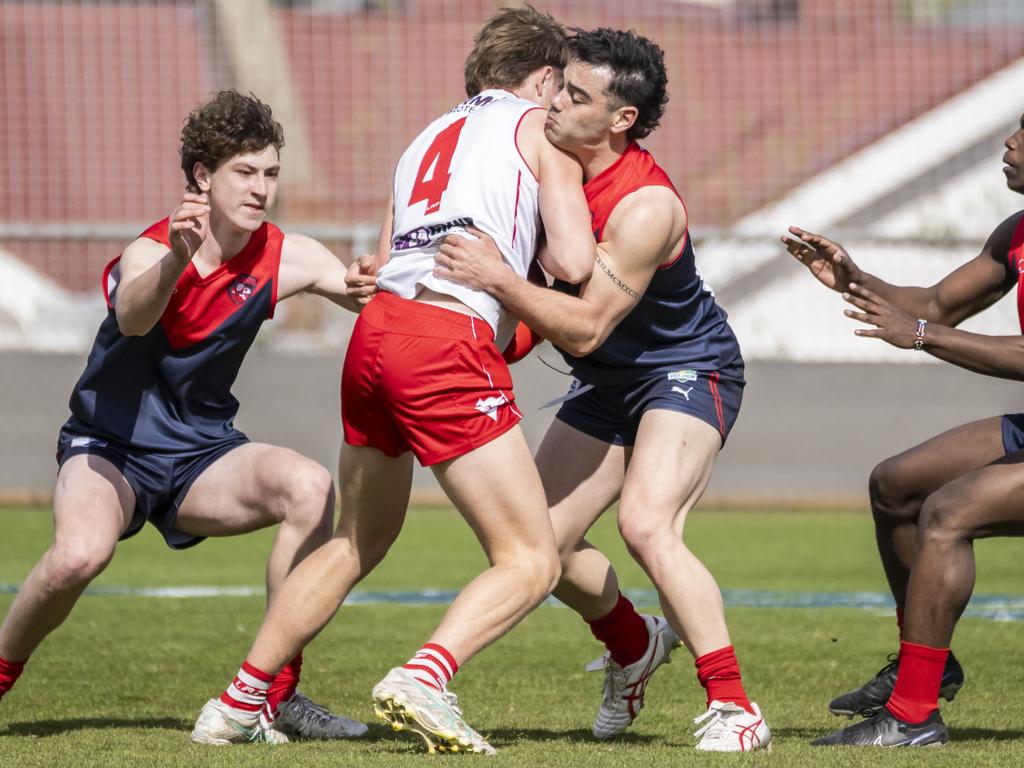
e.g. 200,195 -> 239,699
0,90 -> 366,743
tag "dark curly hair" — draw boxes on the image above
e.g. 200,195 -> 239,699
568,29 -> 668,141
179,91 -> 285,193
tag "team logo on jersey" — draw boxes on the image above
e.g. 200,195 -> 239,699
474,393 -> 509,422
393,217 -> 476,252
1017,257 -> 1024,275
227,275 -> 258,305
667,369 -> 699,383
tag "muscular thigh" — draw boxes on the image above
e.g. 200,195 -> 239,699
537,417 -> 625,550
176,442 -> 320,537
433,426 -> 552,560
620,409 -> 721,532
927,449 -> 1024,539
881,416 -> 1007,501
53,453 -> 136,547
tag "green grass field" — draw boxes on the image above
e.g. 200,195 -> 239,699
1,506 -> 1022,767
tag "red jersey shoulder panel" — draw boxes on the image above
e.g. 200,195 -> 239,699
99,218 -> 284,348
1007,213 -> 1024,333
583,142 -> 679,240
160,222 -> 283,349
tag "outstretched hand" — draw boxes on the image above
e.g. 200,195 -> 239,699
168,193 -> 210,261
782,226 -> 863,293
345,253 -> 379,306
844,283 -> 918,349
435,227 -> 507,292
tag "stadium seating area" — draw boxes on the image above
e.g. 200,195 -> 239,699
3,0 -> 1024,291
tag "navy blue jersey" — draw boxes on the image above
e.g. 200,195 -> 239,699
555,142 -> 743,385
64,219 -> 283,455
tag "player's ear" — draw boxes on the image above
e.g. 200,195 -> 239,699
610,105 -> 638,137
193,162 -> 212,192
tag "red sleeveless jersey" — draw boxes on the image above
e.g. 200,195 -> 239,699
101,218 -> 283,349
1007,214 -> 1024,333
584,141 -> 680,242
66,219 -> 284,453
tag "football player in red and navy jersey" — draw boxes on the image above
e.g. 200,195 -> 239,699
0,91 -> 366,743
786,117 -> 1024,748
435,29 -> 770,752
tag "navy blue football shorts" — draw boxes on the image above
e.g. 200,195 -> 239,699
55,427 -> 249,550
1000,413 -> 1024,454
554,365 -> 744,448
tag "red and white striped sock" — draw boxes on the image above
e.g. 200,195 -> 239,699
0,655 -> 27,701
219,661 -> 274,724
403,643 -> 458,691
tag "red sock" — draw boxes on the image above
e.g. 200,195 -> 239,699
265,653 -> 302,716
586,592 -> 649,667
404,643 -> 458,691
0,656 -> 26,700
886,640 -> 948,724
695,645 -> 754,715
220,661 -> 274,723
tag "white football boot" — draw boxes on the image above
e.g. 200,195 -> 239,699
589,614 -> 681,740
693,700 -> 771,752
372,667 -> 495,755
190,697 -> 289,745
271,690 -> 369,740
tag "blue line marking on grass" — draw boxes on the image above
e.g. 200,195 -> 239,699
1,584 -> 1023,621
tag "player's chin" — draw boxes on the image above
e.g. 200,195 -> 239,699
237,207 -> 267,229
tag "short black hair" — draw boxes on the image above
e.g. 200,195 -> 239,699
569,28 -> 668,141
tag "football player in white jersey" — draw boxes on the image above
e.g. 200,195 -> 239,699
194,6 -> 595,754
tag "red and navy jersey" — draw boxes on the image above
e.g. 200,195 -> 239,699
64,219 -> 283,454
555,142 -> 743,385
1006,214 -> 1024,333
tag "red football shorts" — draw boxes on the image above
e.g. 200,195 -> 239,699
341,291 -> 523,466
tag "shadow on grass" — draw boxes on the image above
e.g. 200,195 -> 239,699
3,718 -> 186,737
773,725 -> 1024,744
486,726 -> 653,746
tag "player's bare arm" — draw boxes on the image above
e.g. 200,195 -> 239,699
519,108 -> 594,284
841,210 -> 1020,364
343,193 -> 394,307
277,233 -> 362,313
114,193 -> 210,336
784,222 -> 1016,324
437,186 -> 683,356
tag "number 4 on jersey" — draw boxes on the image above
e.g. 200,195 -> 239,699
409,117 -> 467,214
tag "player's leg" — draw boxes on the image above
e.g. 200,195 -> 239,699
620,409 -> 769,751
827,417 -> 1003,718
811,454 -> 1024,748
869,416 -> 1004,611
536,417 -> 681,740
193,444 -> 412,745
423,425 -> 560,658
174,443 -> 337,603
540,417 -> 625,619
0,454 -> 133,699
371,425 -> 558,756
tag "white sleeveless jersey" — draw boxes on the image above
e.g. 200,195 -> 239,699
376,89 -> 542,349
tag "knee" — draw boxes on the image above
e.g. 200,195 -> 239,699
618,513 -> 673,565
44,540 -> 114,591
917,492 -> 967,548
516,547 -> 561,600
276,461 -> 335,532
869,458 -> 917,522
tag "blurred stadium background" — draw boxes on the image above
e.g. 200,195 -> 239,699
3,0 -> 1024,504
